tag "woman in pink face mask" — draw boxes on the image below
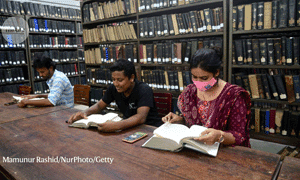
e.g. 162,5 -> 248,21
162,47 -> 251,147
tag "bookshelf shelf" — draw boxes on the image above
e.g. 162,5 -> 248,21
140,64 -> 189,67
251,99 -> 300,106
0,64 -> 27,68
88,84 -> 110,88
232,27 -> 300,35
84,40 -> 138,46
82,14 -> 137,27
0,80 -> 30,86
250,132 -> 300,147
29,32 -> 77,36
26,15 -> 79,22
29,48 -> 78,50
232,65 -> 300,69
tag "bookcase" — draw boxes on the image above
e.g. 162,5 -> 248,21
228,0 -> 300,146
0,0 -> 86,95
81,0 -> 228,106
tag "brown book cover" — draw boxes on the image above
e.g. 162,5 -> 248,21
175,43 -> 182,64
143,45 -> 147,64
255,108 -> 260,132
285,75 -> 296,103
178,71 -> 184,92
244,4 -> 252,30
164,71 -> 170,91
139,44 -> 144,64
275,109 -> 283,134
264,2 -> 272,29
269,108 -> 276,134
171,14 -> 179,35
153,44 -> 158,64
248,74 -> 260,99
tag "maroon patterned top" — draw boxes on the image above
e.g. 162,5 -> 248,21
178,83 -> 251,147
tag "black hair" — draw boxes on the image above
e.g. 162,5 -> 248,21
110,59 -> 136,79
33,54 -> 56,70
190,47 -> 222,75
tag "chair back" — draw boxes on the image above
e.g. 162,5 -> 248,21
19,85 -> 32,95
74,84 -> 91,106
153,92 -> 172,117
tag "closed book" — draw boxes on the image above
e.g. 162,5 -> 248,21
244,4 -> 252,31
257,2 -> 264,29
234,40 -> 244,65
241,75 -> 251,96
191,40 -> 198,59
248,74 -> 260,99
252,39 -> 260,64
139,18 -> 144,38
261,74 -> 271,99
281,109 -> 290,136
204,8 -> 213,32
286,37 -> 293,65
232,6 -> 237,31
259,39 -> 268,65
293,75 -> 300,102
293,36 -> 299,65
285,75 -> 296,103
234,73 -> 244,88
173,71 -> 179,91
265,109 -> 270,134
298,0 -> 300,26
254,108 -> 260,132
260,109 -> 266,132
162,15 -> 169,36
189,11 -> 197,34
256,74 -> 265,99
281,36 -> 287,65
272,1 -> 279,28
252,3 -> 258,29
289,112 -> 299,136
242,39 -> 247,64
250,108 -> 255,131
269,109 -> 276,134
267,38 -> 275,65
143,18 -> 149,38
267,74 -> 279,100
167,14 -> 175,35
148,17 -> 155,37
289,0 -> 296,27
264,2 -> 272,29
237,5 -> 245,30
279,0 -> 288,28
274,74 -> 287,100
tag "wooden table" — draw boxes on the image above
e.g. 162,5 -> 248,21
0,108 -> 281,180
0,92 -> 70,124
277,156 -> 300,180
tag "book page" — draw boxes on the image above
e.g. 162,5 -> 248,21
13,96 -> 44,101
153,123 -> 192,144
188,125 -> 207,137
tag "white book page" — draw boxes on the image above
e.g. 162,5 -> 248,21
188,125 -> 207,137
13,96 -> 44,102
153,123 -> 191,144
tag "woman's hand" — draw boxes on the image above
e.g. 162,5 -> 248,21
162,112 -> 184,124
194,128 -> 223,145
67,112 -> 87,123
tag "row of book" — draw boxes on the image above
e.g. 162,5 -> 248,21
0,16 -> 25,32
250,107 -> 300,137
139,7 -> 223,38
29,35 -> 78,48
34,64 -> 81,80
0,0 -> 80,20
82,0 -> 136,22
86,68 -> 112,85
233,1 -> 300,31
0,83 -> 29,94
0,51 -> 26,66
28,19 -> 76,34
31,51 -> 81,63
232,70 -> 300,103
69,77 -> 87,86
140,38 -> 222,64
0,34 -> 25,48
85,44 -> 138,64
77,22 -> 83,35
138,0 -> 210,12
83,22 -> 137,43
34,81 -> 49,94
233,36 -> 299,65
0,68 -> 26,84
90,87 -> 104,105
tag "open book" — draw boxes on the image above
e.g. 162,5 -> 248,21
142,123 -> 220,157
13,96 -> 45,101
68,113 -> 123,129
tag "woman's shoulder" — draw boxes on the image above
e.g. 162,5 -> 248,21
223,82 -> 251,101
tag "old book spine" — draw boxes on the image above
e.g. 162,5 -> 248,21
257,2 -> 264,30
232,6 -> 237,31
234,40 -> 244,65
274,74 -> 287,100
281,36 -> 287,65
279,0 -> 288,28
242,39 -> 247,64
267,74 -> 279,100
285,75 -> 296,103
249,74 -> 260,99
281,109 -> 290,136
259,39 -> 268,65
272,1 -> 279,28
286,37 -> 293,65
252,3 -> 258,30
264,2 -> 272,29
293,75 -> 300,102
289,0 -> 296,27
275,109 -> 283,134
269,109 -> 276,134
293,36 -> 299,65
256,74 -> 265,99
237,5 -> 245,30
244,4 -> 252,31
252,39 -> 260,65
298,0 -> 300,26
267,38 -> 275,65
204,8 -> 213,32
265,109 -> 270,134
255,108 -> 260,132
261,74 -> 271,99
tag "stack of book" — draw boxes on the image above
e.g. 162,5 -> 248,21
56,64 -> 79,77
82,0 -> 136,22
233,36 -> 299,66
139,7 -> 223,38
232,1 -> 300,31
85,44 -> 137,64
86,68 -> 112,85
83,21 -> 137,43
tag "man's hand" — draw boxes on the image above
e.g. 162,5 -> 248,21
17,99 -> 27,108
67,112 -> 88,123
98,121 -> 121,132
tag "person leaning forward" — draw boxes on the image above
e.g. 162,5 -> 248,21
68,59 -> 161,132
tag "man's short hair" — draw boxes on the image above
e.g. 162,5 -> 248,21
109,59 -> 136,79
33,54 -> 56,70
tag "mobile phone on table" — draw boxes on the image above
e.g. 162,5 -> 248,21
122,132 -> 148,143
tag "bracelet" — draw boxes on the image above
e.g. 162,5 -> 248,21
218,131 -> 225,143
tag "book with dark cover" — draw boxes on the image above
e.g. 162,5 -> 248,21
252,3 -> 258,29
272,1 -> 279,28
260,109 -> 266,132
269,108 -> 276,134
267,38 -> 275,65
189,11 -> 197,34
298,0 -> 300,26
242,39 -> 247,64
281,36 -> 287,65
248,39 -> 255,64
237,5 -> 244,30
281,109 -> 290,136
250,108 -> 255,131
279,0 -> 288,28
173,71 -> 179,91
191,40 -> 198,59
289,0 -> 296,27
289,112 -> 299,136
162,15 -> 169,36
232,42 -> 236,65
143,18 -> 149,37
265,109 -> 270,134
167,14 -> 174,35
293,75 -> 300,102
285,75 -> 296,103
234,40 -> 244,65
234,73 -> 244,88
167,71 -> 174,91
264,2 -> 272,29
146,44 -> 153,64
204,8 -> 213,32
274,74 -> 287,100
261,74 -> 271,99
252,39 -> 260,65
257,2 -> 264,29
256,74 -> 265,99
286,37 -> 293,65
184,41 -> 192,63
148,17 -> 155,37
293,36 -> 299,65
254,108 -> 260,132
267,74 -> 279,100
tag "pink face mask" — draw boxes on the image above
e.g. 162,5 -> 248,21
193,78 -> 217,92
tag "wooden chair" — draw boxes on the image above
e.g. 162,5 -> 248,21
153,92 -> 172,118
73,84 -> 91,106
19,85 -> 32,95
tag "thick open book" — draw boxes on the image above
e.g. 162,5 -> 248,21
13,96 -> 45,101
142,123 -> 219,157
68,113 -> 122,129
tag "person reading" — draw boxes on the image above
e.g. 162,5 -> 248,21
162,47 -> 251,147
68,59 -> 161,132
17,55 -> 74,108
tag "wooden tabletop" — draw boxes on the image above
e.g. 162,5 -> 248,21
278,156 -> 300,180
0,92 -> 70,124
0,108 -> 281,180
